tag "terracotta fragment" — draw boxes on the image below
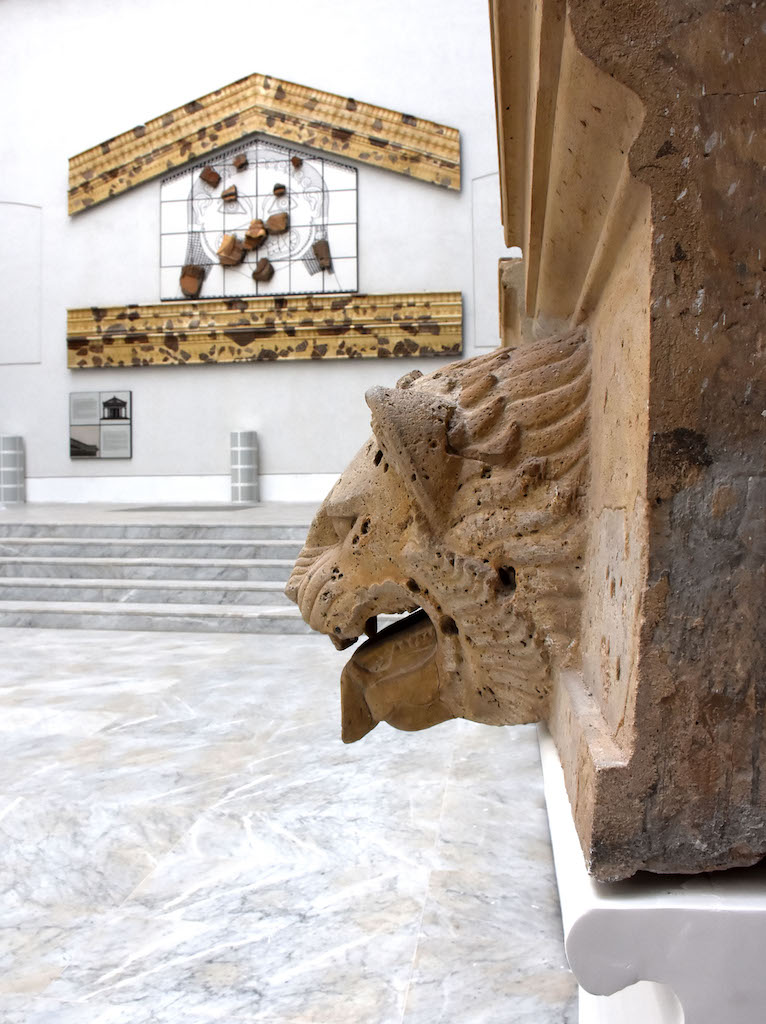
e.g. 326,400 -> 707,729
312,239 -> 332,270
179,264 -> 205,298
199,166 -> 220,188
233,153 -> 248,170
273,183 -> 286,196
252,258 -> 274,282
265,212 -> 288,234
221,185 -> 238,202
216,234 -> 244,266
291,156 -> 303,169
243,219 -> 268,251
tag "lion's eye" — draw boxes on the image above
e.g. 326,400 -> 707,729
331,516 -> 355,542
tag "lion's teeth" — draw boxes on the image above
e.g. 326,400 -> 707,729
331,634 -> 358,651
365,616 -> 378,638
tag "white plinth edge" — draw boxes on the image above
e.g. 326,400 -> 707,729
538,723 -> 766,1024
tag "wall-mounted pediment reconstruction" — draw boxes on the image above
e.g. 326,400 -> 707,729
68,72 -> 461,214
67,74 -> 463,365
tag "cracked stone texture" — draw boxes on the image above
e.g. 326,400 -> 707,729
492,0 -> 765,878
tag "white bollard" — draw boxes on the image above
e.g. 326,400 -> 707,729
0,435 -> 25,504
230,431 -> 259,504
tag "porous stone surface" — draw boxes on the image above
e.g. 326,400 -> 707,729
489,0 -> 765,880
287,327 -> 591,740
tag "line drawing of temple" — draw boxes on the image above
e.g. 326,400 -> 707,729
101,395 -> 128,421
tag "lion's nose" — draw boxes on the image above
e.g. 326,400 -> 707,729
302,510 -> 337,550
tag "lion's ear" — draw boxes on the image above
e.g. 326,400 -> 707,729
365,385 -> 464,530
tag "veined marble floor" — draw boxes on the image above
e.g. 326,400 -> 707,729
0,627 -> 576,1023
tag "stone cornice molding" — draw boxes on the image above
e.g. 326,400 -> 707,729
68,73 -> 461,214
67,292 -> 463,367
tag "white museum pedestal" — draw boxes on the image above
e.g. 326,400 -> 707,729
538,725 -> 766,1024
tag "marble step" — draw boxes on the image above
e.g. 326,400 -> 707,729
0,522 -> 310,540
0,556 -> 295,582
0,600 -> 312,634
0,577 -> 292,606
0,537 -> 304,559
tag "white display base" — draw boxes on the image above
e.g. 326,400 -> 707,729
538,724 -> 766,1024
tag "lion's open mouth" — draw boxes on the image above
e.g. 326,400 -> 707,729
287,552 -> 458,742
338,608 -> 453,742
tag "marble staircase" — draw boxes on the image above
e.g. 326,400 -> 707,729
0,516 -> 312,634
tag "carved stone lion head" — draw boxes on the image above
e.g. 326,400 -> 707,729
286,326 -> 591,741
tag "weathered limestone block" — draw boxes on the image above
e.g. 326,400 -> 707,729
289,0 -> 765,882
490,0 -> 765,882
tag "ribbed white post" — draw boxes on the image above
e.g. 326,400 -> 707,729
0,435 -> 25,504
230,431 -> 259,504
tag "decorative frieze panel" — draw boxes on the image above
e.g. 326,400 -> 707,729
68,73 -> 461,214
160,140 -> 358,301
67,292 -> 462,368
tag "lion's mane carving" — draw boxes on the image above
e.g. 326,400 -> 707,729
286,326 -> 591,741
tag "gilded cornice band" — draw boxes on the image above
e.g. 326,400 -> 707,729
68,73 -> 461,213
67,292 -> 463,367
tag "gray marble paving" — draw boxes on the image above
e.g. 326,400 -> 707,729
0,627 -> 576,1022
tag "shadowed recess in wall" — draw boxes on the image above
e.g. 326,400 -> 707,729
66,291 -> 462,367
68,72 -> 461,214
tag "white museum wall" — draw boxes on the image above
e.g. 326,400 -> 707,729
0,0 -> 514,503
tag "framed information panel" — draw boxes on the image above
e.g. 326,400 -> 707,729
69,391 -> 132,459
